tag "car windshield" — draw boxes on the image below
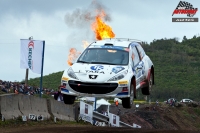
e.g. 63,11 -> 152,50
77,48 -> 129,65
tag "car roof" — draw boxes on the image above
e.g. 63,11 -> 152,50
182,99 -> 192,100
89,38 -> 142,48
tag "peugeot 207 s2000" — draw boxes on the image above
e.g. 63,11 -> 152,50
61,38 -> 154,108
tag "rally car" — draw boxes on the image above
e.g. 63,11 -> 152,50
61,38 -> 154,108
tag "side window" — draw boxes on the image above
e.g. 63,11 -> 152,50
136,44 -> 145,60
131,46 -> 140,66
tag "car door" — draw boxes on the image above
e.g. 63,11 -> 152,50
130,45 -> 144,87
136,44 -> 146,82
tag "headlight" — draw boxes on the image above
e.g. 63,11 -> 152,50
67,68 -> 79,80
108,70 -> 128,81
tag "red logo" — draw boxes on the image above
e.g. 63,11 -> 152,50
28,41 -> 34,69
28,41 -> 34,49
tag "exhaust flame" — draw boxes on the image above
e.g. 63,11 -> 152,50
67,8 -> 115,66
91,11 -> 115,40
67,48 -> 81,66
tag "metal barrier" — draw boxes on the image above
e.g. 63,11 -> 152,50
93,111 -> 134,128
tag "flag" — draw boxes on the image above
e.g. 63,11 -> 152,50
20,39 -> 44,74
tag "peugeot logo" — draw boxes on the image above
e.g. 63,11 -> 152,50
89,75 -> 98,79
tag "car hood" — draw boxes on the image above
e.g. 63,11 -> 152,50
71,63 -> 128,82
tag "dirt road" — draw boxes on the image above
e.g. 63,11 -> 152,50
0,125 -> 199,133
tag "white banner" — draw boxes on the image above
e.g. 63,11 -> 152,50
109,113 -> 119,127
20,39 -> 44,74
85,97 -> 95,102
80,101 -> 93,124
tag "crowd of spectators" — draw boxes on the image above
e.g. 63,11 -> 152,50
0,80 -> 55,96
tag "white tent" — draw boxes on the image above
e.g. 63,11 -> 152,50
94,99 -> 111,114
79,97 -> 95,102
96,98 -> 111,105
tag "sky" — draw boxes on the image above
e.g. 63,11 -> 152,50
0,0 -> 200,82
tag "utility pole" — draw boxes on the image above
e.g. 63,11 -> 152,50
25,36 -> 33,86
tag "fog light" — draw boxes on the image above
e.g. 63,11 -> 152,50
122,87 -> 128,92
63,83 -> 66,87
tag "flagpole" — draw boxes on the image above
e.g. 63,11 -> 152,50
40,41 -> 45,98
94,97 -> 97,111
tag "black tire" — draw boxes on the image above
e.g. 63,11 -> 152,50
122,80 -> 134,108
142,73 -> 153,95
63,94 -> 75,104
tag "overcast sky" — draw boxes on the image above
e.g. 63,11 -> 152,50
0,0 -> 200,82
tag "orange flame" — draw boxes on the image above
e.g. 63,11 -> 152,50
91,11 -> 115,40
67,48 -> 81,66
82,40 -> 89,49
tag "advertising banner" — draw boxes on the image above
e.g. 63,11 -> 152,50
109,113 -> 119,127
80,101 -> 93,124
20,39 -> 44,74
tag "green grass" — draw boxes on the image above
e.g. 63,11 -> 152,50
181,110 -> 190,118
0,116 -> 90,128
194,108 -> 200,116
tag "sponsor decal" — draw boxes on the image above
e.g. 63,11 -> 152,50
118,80 -> 128,84
85,104 -> 88,114
87,65 -> 104,74
137,71 -> 142,78
112,66 -> 125,74
62,77 -> 69,81
100,46 -> 129,51
113,115 -> 116,124
86,70 -> 104,74
28,41 -> 34,69
91,65 -> 104,70
119,84 -> 128,87
61,88 -> 69,93
172,1 -> 198,22
116,92 -> 128,96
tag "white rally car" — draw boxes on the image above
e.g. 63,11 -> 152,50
61,38 -> 154,108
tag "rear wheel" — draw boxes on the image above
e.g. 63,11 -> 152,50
63,94 -> 75,104
122,81 -> 134,108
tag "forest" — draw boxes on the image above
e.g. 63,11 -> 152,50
27,35 -> 200,101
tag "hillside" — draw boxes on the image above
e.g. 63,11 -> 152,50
26,36 -> 200,101
28,71 -> 64,90
141,36 -> 200,101
110,102 -> 200,131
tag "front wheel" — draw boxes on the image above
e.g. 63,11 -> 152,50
63,94 -> 75,104
122,81 -> 134,108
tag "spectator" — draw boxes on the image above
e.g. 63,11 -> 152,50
115,100 -> 119,107
0,79 -> 56,97
54,85 -> 63,101
156,100 -> 159,106
15,88 -> 19,94
117,108 -> 121,115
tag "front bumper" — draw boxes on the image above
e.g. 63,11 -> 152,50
61,80 -> 129,98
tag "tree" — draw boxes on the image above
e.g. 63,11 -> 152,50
193,35 -> 197,39
182,36 -> 187,42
